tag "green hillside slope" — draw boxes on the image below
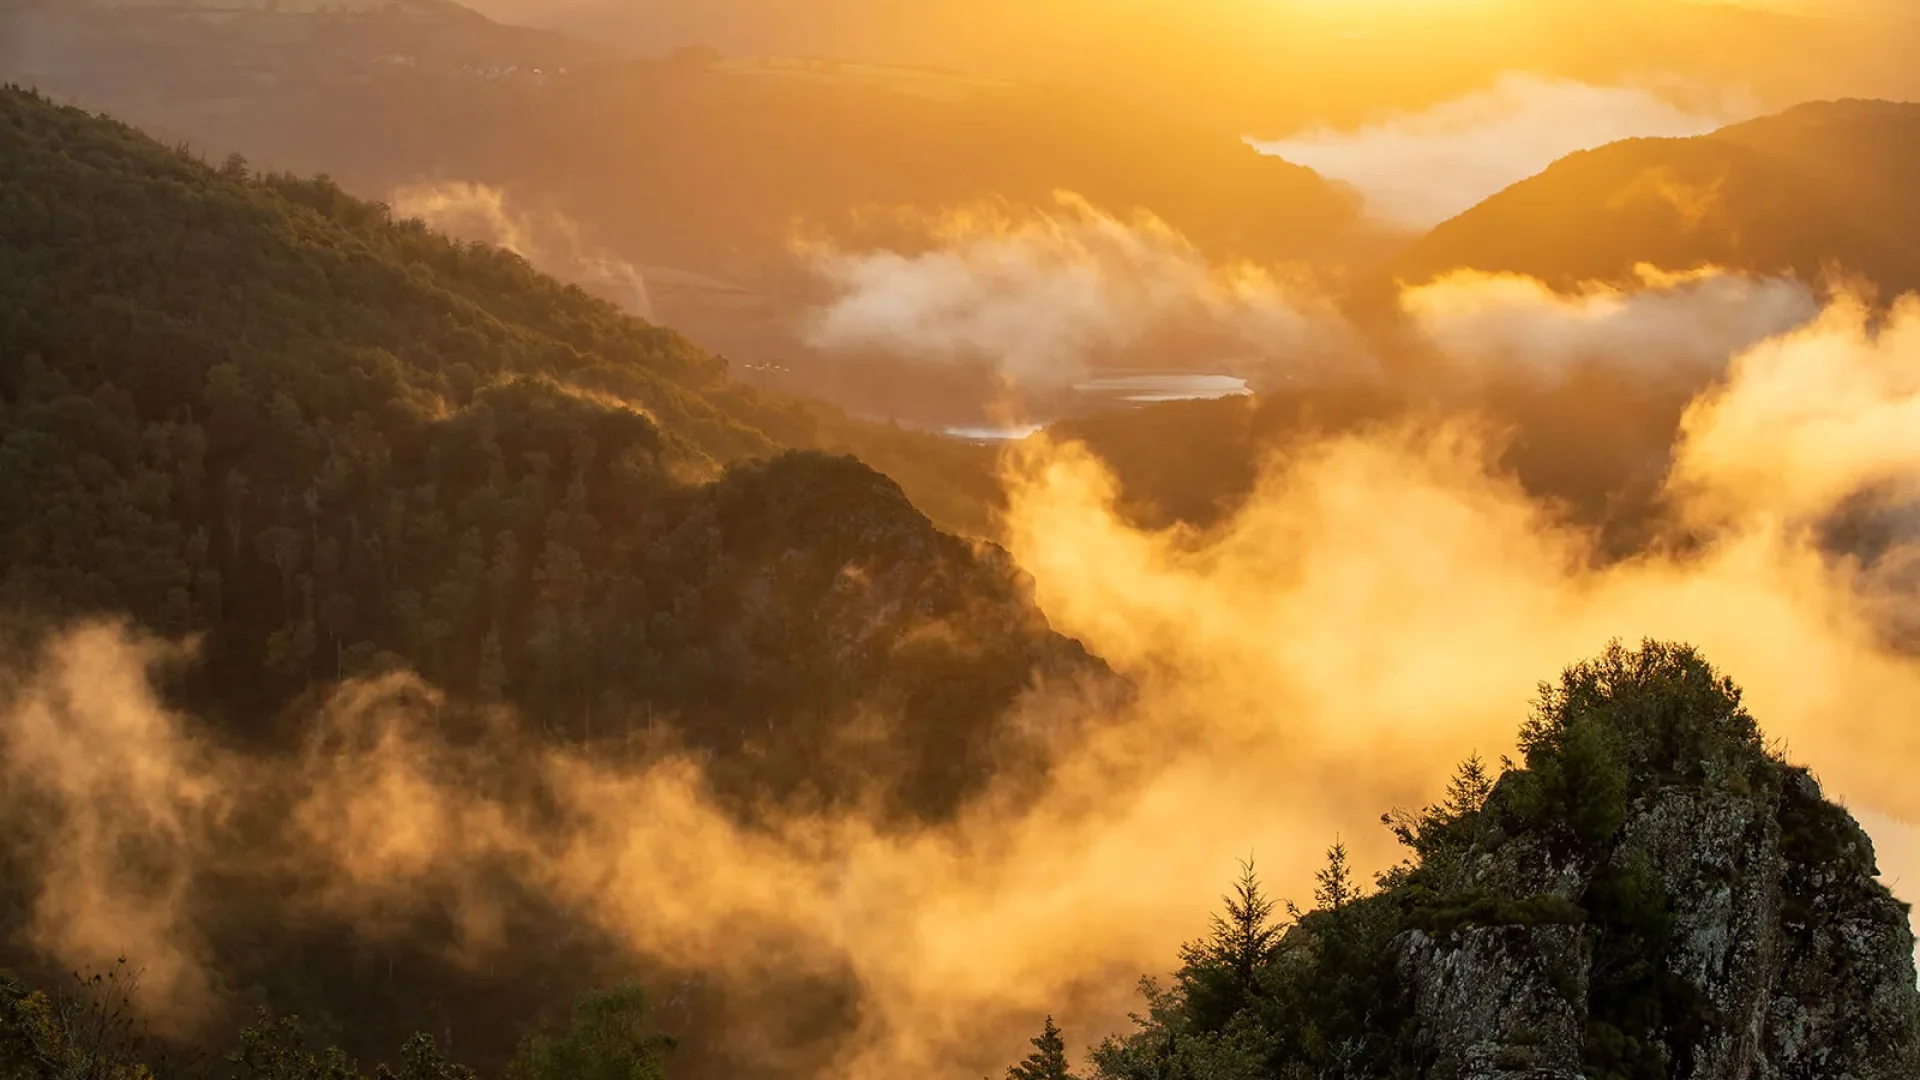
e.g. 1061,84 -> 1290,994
0,86 -> 1094,824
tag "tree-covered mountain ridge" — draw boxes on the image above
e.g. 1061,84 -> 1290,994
0,82 -> 1119,1075
0,83 -> 1101,826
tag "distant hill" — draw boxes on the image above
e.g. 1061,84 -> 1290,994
1009,99 -> 1920,570
1386,99 -> 1920,295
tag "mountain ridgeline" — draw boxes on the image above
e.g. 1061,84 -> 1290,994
0,88 -> 1916,1080
1387,99 -> 1920,294
0,83 -> 1099,826
0,0 -> 1389,428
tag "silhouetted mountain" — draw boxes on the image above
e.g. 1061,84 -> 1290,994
1027,101 -> 1920,554
2,1 -> 1363,269
1388,99 -> 1920,295
0,0 -> 589,102
1043,363 -> 1694,562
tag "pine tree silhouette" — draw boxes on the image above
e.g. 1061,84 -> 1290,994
1005,1015 -> 1077,1080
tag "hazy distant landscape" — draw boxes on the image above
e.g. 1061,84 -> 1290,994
2,2 -> 1920,1079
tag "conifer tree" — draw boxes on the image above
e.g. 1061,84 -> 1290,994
1177,858 -> 1282,1034
1291,839 -> 1362,920
1006,1015 -> 1077,1080
1211,858 -> 1281,987
1444,753 -> 1495,818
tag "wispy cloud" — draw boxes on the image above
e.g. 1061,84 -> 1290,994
391,181 -> 655,320
1402,265 -> 1820,385
797,193 -> 1355,387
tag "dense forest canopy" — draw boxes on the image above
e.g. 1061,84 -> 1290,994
0,63 -> 1157,1077
0,84 -> 1102,817
0,90 -> 1126,1075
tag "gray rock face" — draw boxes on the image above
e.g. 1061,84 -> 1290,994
1396,768 -> 1918,1079
1613,787 -> 1781,1078
1761,773 -> 1920,1079
1399,924 -> 1590,1080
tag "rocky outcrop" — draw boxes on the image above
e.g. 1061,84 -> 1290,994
1764,773 -> 1920,1078
1400,923 -> 1591,1079
1396,764 -> 1919,1079
1082,644 -> 1915,1080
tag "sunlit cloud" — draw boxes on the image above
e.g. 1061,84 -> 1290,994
1402,265 -> 1821,384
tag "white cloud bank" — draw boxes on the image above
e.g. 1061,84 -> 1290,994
800,195 -> 1821,391
1402,266 -> 1822,384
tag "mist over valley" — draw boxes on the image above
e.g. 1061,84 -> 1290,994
1,2 -> 1919,1078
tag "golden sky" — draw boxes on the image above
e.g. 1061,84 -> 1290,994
457,0 -> 1915,135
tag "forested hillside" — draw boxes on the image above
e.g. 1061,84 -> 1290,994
2,69 -> 1915,1080
0,83 -> 1122,1076
0,85 -> 1097,822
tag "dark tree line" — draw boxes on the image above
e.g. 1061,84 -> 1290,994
0,960 -> 672,1080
